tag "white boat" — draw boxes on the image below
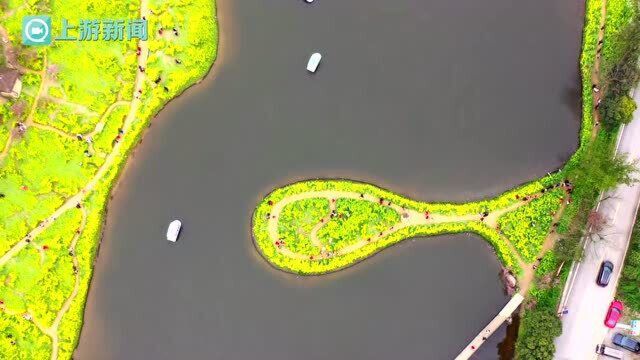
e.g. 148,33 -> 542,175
307,53 -> 322,73
305,0 -> 314,3
166,220 -> 182,242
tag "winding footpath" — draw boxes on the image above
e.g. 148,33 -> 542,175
265,186 -> 570,290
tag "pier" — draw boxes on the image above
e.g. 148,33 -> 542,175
455,293 -> 524,360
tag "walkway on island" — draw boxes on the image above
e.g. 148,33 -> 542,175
265,183 -> 571,293
266,189 -> 531,265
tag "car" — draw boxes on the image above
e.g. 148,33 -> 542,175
613,333 -> 640,353
597,260 -> 615,286
596,344 -> 625,359
605,300 -> 623,328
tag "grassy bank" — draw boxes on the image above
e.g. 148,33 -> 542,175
0,0 -> 218,358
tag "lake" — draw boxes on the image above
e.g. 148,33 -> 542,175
75,0 -> 584,358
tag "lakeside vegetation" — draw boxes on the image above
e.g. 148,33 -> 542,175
0,0 -> 218,358
515,0 -> 640,358
618,212 -> 640,313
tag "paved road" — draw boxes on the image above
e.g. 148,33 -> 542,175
555,88 -> 640,359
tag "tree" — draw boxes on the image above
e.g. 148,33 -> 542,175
572,143 -> 638,193
618,219 -> 640,311
584,210 -> 612,243
600,18 -> 640,129
554,235 -> 582,263
515,309 -> 562,360
602,94 -> 637,127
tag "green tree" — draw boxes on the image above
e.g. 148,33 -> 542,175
602,94 -> 637,126
601,18 -> 640,129
572,142 -> 637,193
515,309 -> 562,360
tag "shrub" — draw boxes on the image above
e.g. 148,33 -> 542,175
618,214 -> 640,312
602,94 -> 637,126
515,309 -> 562,360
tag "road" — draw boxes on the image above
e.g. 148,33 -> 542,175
554,87 -> 640,359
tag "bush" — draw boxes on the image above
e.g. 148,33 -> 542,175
600,6 -> 640,129
618,214 -> 640,312
515,309 -> 562,360
604,94 -> 637,126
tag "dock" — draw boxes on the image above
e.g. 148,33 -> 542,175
454,293 -> 524,360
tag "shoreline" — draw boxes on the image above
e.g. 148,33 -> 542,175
71,0 -> 229,357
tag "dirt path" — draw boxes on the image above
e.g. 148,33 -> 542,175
46,207 -> 86,360
84,100 -> 129,138
516,203 -> 568,295
39,94 -> 100,117
591,0 -> 608,136
31,123 -> 76,140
